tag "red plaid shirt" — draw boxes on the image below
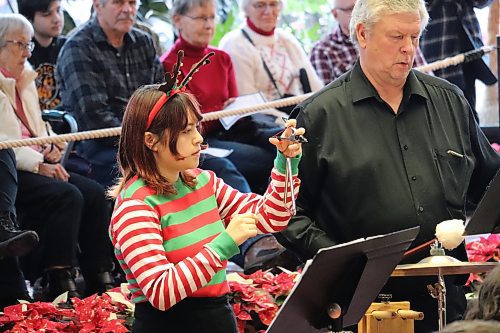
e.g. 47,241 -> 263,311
310,28 -> 428,85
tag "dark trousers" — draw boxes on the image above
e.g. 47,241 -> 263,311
133,295 -> 237,333
77,139 -> 119,190
0,149 -> 29,307
0,149 -> 17,216
15,171 -> 113,278
0,256 -> 30,309
199,154 -> 251,193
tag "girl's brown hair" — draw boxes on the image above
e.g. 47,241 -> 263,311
109,84 -> 203,198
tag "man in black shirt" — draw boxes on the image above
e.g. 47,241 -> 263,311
280,0 -> 500,331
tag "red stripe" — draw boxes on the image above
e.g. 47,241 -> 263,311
155,179 -> 214,215
163,209 -> 221,238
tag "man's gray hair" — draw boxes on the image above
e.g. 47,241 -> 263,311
349,0 -> 429,46
170,0 -> 217,19
0,13 -> 33,49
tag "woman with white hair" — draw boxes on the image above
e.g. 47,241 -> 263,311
219,0 -> 323,108
0,13 -> 115,301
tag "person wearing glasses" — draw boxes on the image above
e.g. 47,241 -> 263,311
219,0 -> 323,105
56,0 -> 164,189
0,13 -> 116,300
310,0 -> 427,85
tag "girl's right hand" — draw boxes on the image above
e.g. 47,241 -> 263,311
225,213 -> 259,246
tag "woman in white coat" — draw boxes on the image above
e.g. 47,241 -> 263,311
219,0 -> 323,105
0,13 -> 114,301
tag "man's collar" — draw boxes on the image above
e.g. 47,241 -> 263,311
350,61 -> 428,104
90,17 -> 136,47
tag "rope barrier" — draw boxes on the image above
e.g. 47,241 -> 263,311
415,45 -> 496,73
0,45 -> 496,150
0,93 -> 313,149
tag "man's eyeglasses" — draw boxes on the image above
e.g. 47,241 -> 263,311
335,5 -> 354,13
6,40 -> 34,52
251,1 -> 282,11
183,15 -> 217,24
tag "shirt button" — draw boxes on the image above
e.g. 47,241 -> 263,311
116,53 -> 121,57
418,206 -> 424,212
411,176 -> 417,181
403,145 -> 409,150
126,73 -> 130,77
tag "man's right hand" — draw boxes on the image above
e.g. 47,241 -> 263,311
225,213 -> 259,246
38,163 -> 70,182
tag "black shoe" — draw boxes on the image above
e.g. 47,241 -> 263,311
84,271 -> 116,296
0,212 -> 39,258
46,268 -> 82,301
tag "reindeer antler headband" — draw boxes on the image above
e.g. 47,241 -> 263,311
146,50 -> 215,129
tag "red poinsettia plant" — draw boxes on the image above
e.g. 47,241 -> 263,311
465,233 -> 500,293
228,269 -> 300,333
0,288 -> 133,333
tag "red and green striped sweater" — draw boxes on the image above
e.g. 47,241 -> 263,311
110,153 -> 300,311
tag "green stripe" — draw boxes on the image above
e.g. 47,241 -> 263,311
206,269 -> 226,286
132,295 -> 147,303
164,220 -> 225,252
121,173 -> 212,214
160,195 -> 218,228
122,178 -> 146,198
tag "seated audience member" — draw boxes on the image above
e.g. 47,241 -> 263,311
56,0 -> 164,189
219,0 -> 323,107
465,266 -> 500,321
18,0 -> 66,110
420,0 -> 497,120
0,13 -> 115,299
161,0 -> 280,194
437,319 -> 500,333
310,0 -> 427,84
0,148 -> 38,309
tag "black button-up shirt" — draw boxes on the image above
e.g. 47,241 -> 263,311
282,61 -> 500,262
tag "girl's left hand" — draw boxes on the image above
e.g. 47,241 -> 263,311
268,119 -> 305,158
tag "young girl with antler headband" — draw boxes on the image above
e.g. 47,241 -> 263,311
108,51 -> 305,332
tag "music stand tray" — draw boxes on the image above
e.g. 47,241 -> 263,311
267,226 -> 420,332
466,169 -> 500,235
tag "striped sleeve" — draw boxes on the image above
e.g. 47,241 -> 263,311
213,152 -> 301,233
110,199 -> 236,310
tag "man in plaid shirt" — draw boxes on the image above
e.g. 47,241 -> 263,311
56,0 -> 164,188
420,0 -> 496,118
310,0 -> 427,85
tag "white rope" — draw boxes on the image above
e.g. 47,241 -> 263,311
415,45 -> 495,73
0,94 -> 312,149
0,45 -> 495,150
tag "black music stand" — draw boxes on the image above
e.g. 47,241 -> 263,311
466,169 -> 500,235
267,226 -> 420,333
